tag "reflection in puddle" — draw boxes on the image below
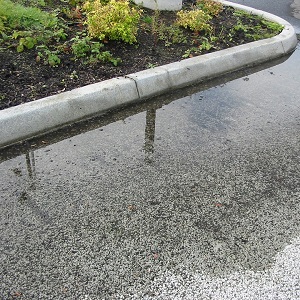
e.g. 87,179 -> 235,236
144,108 -> 157,163
291,0 -> 300,19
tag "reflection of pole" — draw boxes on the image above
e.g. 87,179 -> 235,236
144,109 -> 156,162
19,151 -> 52,223
25,150 -> 36,188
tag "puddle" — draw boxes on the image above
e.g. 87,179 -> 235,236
291,0 -> 300,19
0,54 -> 291,162
0,50 -> 300,299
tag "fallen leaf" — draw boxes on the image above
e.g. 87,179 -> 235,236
128,205 -> 136,211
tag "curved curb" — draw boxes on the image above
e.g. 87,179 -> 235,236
0,1 -> 297,149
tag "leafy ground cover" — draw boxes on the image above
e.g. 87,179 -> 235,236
0,0 -> 283,110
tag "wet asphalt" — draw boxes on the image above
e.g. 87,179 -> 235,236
1,1 -> 300,299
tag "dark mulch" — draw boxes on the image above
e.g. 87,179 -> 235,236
0,1 -> 276,110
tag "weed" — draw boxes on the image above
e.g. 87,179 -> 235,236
94,51 -> 122,66
158,23 -> 187,46
150,9 -> 161,46
70,32 -> 121,65
199,37 -> 213,50
69,70 -> 78,79
182,47 -> 200,58
261,19 -> 284,33
17,36 -> 37,52
232,10 -> 283,40
142,15 -> 152,25
36,45 -> 61,66
147,62 -> 157,68
71,33 -> 94,58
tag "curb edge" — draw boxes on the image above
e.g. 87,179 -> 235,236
0,1 -> 297,148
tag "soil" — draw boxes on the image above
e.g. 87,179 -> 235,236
0,0 -> 279,110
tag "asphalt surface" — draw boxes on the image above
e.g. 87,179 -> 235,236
1,1 -> 300,299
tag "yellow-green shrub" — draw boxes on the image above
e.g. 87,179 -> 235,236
0,18 -> 4,34
176,10 -> 212,33
196,0 -> 223,16
84,0 -> 142,44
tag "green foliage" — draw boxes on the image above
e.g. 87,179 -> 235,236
182,36 -> 213,58
199,37 -> 213,50
98,0 -> 110,4
0,0 -> 57,30
94,50 -> 122,66
0,18 -> 5,34
261,19 -> 284,33
196,0 -> 223,16
71,34 -> 95,58
14,0 -> 46,7
17,36 -> 37,52
158,24 -> 187,46
84,0 -> 142,44
0,0 -> 67,55
71,32 -> 121,65
0,0 -> 284,69
147,62 -> 157,68
142,15 -> 152,25
143,10 -> 187,47
36,45 -> 61,66
177,9 -> 212,33
182,47 -> 199,58
68,0 -> 85,8
232,10 -> 283,41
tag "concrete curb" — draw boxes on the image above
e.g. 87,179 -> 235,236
0,1 -> 297,149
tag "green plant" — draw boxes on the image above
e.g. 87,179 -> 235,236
0,0 -> 57,30
158,24 -> 187,46
149,9 -> 161,46
233,21 -> 248,33
84,0 -> 142,44
176,9 -> 212,34
182,47 -> 200,58
68,0 -> 85,8
14,0 -> 46,7
71,33 -> 121,65
147,62 -> 157,68
142,15 -> 152,24
71,34 -> 94,58
36,45 -> 61,66
261,19 -> 284,33
0,18 -> 5,34
17,36 -> 37,52
199,37 -> 213,50
0,0 -> 67,53
196,0 -> 223,16
232,10 -> 283,41
95,51 -> 122,66
69,70 -> 78,79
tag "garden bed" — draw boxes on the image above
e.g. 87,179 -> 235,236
0,0 -> 283,110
